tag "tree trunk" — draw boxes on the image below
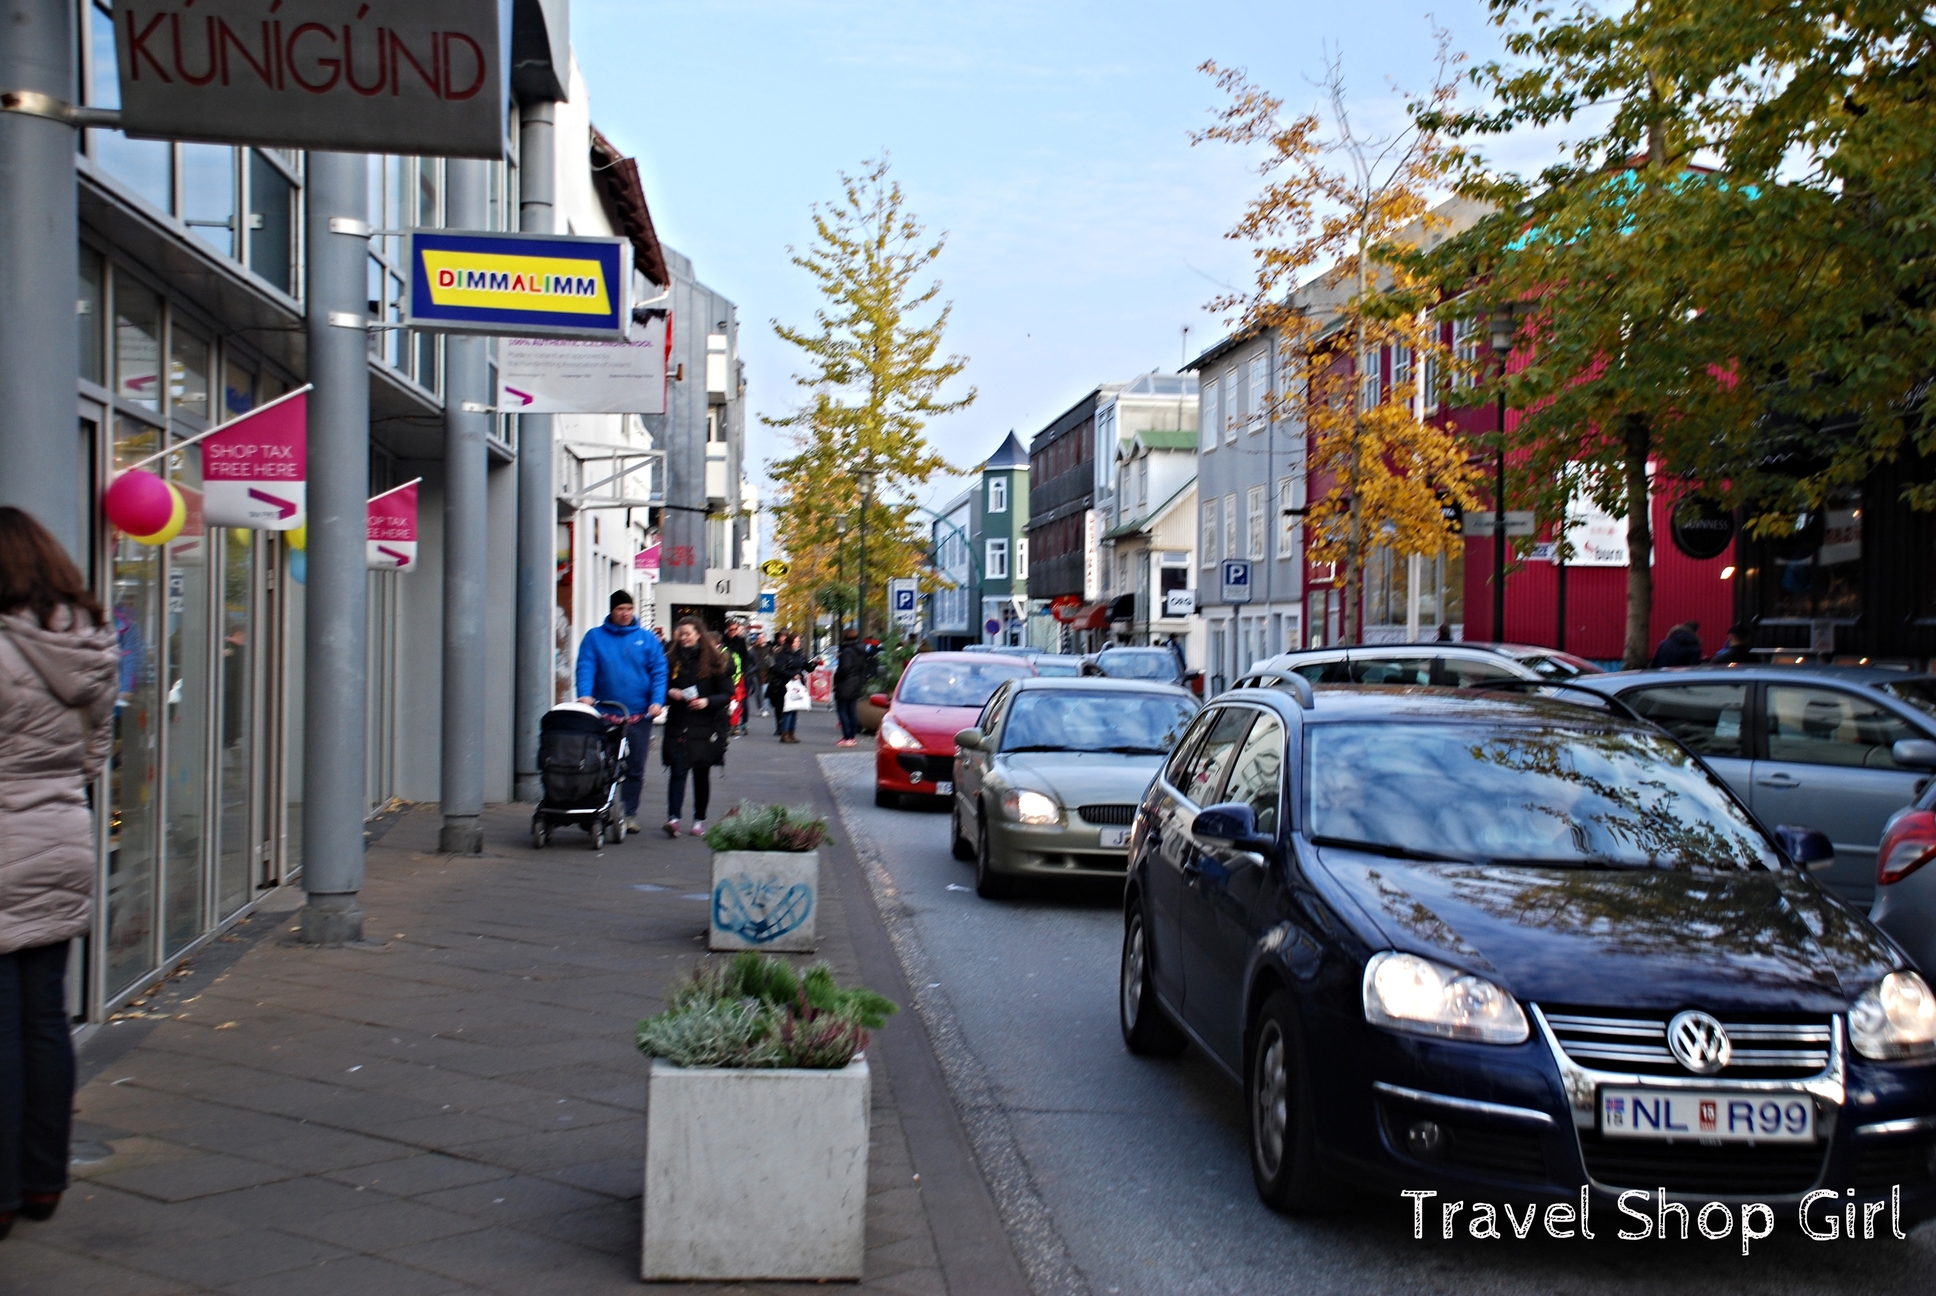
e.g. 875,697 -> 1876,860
1622,414 -> 1653,669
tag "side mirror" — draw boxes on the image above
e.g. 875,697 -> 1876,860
869,692 -> 891,708
1193,802 -> 1273,852
1775,824 -> 1835,871
1894,739 -> 1936,771
955,729 -> 985,751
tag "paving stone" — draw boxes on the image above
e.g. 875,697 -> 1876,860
93,1151 -> 303,1202
277,1197 -> 490,1251
319,1155 -> 514,1197
215,1254 -> 476,1296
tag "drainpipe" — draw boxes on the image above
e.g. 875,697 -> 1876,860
513,100 -> 557,801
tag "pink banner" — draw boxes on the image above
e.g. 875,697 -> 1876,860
367,480 -> 419,571
201,389 -> 308,529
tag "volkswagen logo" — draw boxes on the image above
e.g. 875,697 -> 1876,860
1667,1010 -> 1732,1075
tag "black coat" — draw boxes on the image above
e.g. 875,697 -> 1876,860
764,648 -> 807,702
1650,627 -> 1705,668
661,648 -> 733,769
833,643 -> 868,701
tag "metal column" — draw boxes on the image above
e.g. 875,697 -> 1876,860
0,0 -> 80,557
440,158 -> 490,854
299,152 -> 371,945
512,99 -> 556,802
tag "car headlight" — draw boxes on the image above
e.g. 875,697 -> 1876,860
1850,971 -> 1936,1060
878,714 -> 923,752
1001,789 -> 1061,826
1362,951 -> 1529,1045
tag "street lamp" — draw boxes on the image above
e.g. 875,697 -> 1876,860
833,514 -> 848,639
1488,307 -> 1517,642
854,466 -> 878,643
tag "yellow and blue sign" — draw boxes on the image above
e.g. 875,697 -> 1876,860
407,231 -> 630,340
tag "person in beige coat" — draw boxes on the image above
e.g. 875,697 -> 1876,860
0,508 -> 118,1240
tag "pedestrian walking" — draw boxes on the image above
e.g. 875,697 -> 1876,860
662,616 -> 733,836
766,633 -> 810,743
1649,621 -> 1704,668
832,627 -> 866,746
0,509 -> 120,1240
574,590 -> 667,834
1710,623 -> 1755,665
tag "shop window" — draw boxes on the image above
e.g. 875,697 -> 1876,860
114,280 -> 162,410
109,417 -> 164,995
162,440 -> 211,956
224,360 -> 255,418
182,145 -> 236,258
79,247 -> 104,384
170,327 -> 210,422
247,152 -> 296,295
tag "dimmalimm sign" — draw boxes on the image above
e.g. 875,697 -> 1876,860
115,0 -> 507,159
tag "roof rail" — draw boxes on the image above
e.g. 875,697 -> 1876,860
1463,677 -> 1644,724
1247,672 -> 1314,710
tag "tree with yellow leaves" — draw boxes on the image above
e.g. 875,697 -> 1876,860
1195,35 -> 1483,643
767,158 -> 973,639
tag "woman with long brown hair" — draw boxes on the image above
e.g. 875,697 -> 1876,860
0,509 -> 119,1239
660,615 -> 733,836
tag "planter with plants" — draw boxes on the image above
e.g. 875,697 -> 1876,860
635,953 -> 898,1281
704,802 -> 828,953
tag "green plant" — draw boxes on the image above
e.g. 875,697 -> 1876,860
703,802 -> 829,853
635,952 -> 898,1069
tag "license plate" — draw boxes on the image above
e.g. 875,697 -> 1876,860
1600,1088 -> 1815,1143
1098,827 -> 1130,848
934,781 -> 952,796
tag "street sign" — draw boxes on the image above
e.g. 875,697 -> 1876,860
1670,497 -> 1735,561
984,618 -> 1001,636
406,231 -> 631,340
1220,560 -> 1253,604
114,1 -> 507,158
496,315 -> 669,414
760,558 -> 791,579
1462,510 -> 1537,539
1164,589 -> 1196,618
888,578 -> 919,628
758,592 -> 777,615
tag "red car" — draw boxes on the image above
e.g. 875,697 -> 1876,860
873,652 -> 1036,808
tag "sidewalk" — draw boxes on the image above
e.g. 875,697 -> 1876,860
4,707 -> 1028,1296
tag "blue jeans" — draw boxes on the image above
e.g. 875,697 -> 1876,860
835,696 -> 860,740
0,941 -> 73,1212
778,709 -> 798,736
619,725 -> 650,816
667,755 -> 712,821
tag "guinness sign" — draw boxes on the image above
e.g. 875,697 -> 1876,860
1670,497 -> 1735,562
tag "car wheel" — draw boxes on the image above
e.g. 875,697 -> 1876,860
951,801 -> 975,861
1247,990 -> 1325,1214
1120,903 -> 1186,1056
875,788 -> 900,809
975,804 -> 1015,898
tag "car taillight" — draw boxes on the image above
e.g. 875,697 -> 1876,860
1878,810 -> 1936,886
1186,671 -> 1204,697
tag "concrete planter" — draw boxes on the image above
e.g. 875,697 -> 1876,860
641,1055 -> 870,1281
708,849 -> 818,952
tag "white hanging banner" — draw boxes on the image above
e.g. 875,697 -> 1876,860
494,313 -> 669,414
201,387 -> 309,529
367,479 -> 420,571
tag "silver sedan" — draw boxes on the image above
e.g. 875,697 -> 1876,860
949,678 -> 1199,897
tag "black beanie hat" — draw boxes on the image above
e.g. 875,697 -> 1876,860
610,589 -> 636,612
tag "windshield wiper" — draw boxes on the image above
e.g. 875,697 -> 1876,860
1004,744 -> 1068,753
1308,835 -> 1468,863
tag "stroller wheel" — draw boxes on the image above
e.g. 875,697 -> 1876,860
611,810 -> 627,843
591,821 -> 604,851
532,820 -> 547,850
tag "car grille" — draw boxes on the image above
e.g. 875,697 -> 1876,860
895,754 -> 955,782
1577,1130 -> 1826,1195
1854,1135 -> 1936,1191
1076,804 -> 1136,826
1540,1006 -> 1833,1078
1376,1099 -> 1548,1183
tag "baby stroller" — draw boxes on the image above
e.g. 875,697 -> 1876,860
532,701 -> 629,850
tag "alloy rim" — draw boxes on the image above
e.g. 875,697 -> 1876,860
1123,921 -> 1146,1024
1254,1024 -> 1287,1176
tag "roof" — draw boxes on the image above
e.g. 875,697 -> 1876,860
1103,478 -> 1195,540
1132,429 -> 1196,452
589,127 -> 669,288
983,431 -> 1029,471
1235,683 -> 1640,727
1008,675 -> 1194,697
1116,373 -> 1198,398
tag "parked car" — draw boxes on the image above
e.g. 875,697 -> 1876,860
1574,665 -> 1936,905
1866,750 -> 1936,977
1475,642 -> 1607,680
1085,646 -> 1187,686
873,653 -> 1035,808
1121,680 -> 1936,1218
1235,645 -> 1543,690
1025,654 -> 1086,678
951,678 -> 1198,896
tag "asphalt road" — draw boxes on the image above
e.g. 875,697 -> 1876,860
819,752 -> 1936,1296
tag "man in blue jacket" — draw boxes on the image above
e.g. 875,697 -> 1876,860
575,590 -> 667,832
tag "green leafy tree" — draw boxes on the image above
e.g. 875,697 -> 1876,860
767,158 -> 974,637
1423,1 -> 1936,665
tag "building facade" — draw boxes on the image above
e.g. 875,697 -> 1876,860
1094,374 -> 1200,659
1026,391 -> 1104,649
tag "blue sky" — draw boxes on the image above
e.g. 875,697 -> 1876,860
572,1 -> 1574,510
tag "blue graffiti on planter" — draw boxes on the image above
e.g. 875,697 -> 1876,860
713,875 -> 814,944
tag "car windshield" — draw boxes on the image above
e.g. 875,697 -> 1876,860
1002,690 -> 1198,754
1878,677 -> 1936,722
1095,651 -> 1177,681
1305,722 -> 1777,870
897,660 -> 1031,708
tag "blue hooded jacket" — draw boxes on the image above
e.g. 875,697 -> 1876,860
574,617 -> 668,716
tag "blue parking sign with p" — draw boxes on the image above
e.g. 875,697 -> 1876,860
1220,560 -> 1253,604
893,588 -> 916,612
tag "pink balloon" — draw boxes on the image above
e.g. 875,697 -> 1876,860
103,470 -> 175,535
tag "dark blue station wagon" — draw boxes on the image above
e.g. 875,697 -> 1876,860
1120,682 -> 1936,1215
